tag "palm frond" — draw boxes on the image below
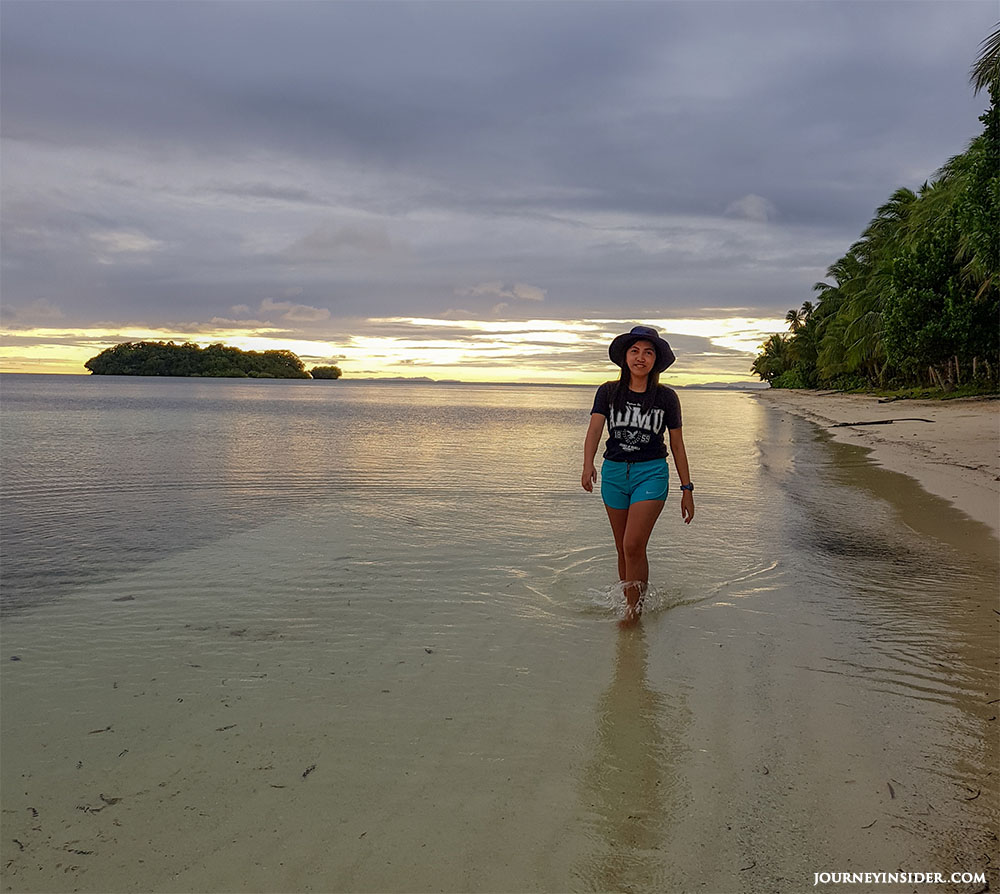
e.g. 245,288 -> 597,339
970,24 -> 1000,95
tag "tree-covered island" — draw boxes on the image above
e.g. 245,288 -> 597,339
85,341 -> 341,380
310,365 -> 343,379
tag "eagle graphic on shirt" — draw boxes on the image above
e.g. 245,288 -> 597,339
610,404 -> 666,453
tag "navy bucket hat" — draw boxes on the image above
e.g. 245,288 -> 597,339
608,325 -> 675,372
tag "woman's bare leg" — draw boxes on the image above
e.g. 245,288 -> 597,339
605,499 -> 665,622
605,505 -> 629,582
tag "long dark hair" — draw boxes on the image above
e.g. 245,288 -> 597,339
610,364 -> 661,417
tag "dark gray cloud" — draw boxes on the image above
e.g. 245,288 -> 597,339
1,0 -> 995,357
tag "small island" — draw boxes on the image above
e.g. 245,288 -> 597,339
84,341 -> 341,380
309,365 -> 343,379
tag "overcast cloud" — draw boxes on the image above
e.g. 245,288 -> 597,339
1,1 -> 994,381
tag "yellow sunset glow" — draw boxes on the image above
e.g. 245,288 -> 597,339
605,317 -> 789,354
0,315 -> 786,384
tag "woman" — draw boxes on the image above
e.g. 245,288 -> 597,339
582,326 -> 694,624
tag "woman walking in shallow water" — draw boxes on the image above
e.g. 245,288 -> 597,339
582,326 -> 694,624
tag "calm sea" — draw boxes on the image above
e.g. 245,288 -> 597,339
1,374 -> 997,893
0,375 -> 779,616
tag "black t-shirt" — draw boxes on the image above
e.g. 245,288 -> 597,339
590,382 -> 682,463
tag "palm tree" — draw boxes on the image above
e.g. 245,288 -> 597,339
751,333 -> 792,383
782,23 -> 1000,391
970,24 -> 1000,95
939,39 -> 999,301
842,188 -> 919,383
910,144 -> 997,301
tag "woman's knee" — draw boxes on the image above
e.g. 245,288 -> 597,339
622,535 -> 648,561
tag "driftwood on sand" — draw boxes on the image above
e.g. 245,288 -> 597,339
830,418 -> 935,427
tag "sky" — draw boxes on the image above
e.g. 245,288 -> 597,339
1,1 -> 995,384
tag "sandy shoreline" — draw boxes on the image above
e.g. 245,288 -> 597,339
754,390 -> 1000,539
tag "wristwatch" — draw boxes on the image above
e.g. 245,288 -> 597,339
680,482 -> 694,493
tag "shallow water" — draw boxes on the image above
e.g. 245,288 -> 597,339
1,376 -> 997,893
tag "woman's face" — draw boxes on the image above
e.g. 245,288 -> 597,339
626,339 -> 657,377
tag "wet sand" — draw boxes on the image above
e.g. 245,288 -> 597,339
755,390 -> 1000,537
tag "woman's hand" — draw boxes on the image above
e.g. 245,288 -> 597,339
582,462 -> 597,492
680,490 -> 694,524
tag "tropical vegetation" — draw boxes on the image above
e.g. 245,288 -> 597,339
84,341 -> 314,378
753,25 -> 999,394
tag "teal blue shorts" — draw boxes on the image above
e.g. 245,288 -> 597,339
600,458 -> 669,510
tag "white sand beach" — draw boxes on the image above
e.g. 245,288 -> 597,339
755,390 -> 1000,539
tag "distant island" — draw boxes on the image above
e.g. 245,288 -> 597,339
84,341 -> 341,380
309,365 -> 343,379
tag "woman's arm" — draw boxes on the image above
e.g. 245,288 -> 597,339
668,427 -> 695,524
582,413 -> 605,491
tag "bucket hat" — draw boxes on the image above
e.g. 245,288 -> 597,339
608,325 -> 675,372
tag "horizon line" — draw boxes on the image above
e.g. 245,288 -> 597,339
0,370 -> 769,390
